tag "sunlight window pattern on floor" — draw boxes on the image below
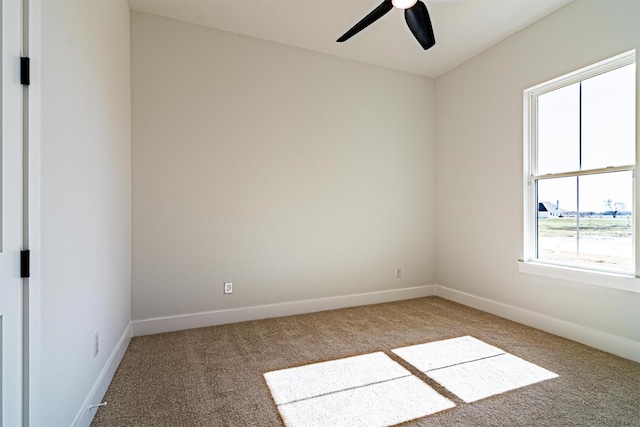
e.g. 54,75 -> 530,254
264,352 -> 454,427
393,336 -> 558,403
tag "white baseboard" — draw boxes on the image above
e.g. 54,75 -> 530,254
435,285 -> 640,363
72,322 -> 133,427
132,285 -> 437,336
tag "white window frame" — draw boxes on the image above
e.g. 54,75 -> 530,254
520,50 -> 639,293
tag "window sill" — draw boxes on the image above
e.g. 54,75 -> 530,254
517,261 -> 640,293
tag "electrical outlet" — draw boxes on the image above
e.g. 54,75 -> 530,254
93,332 -> 100,358
224,282 -> 233,294
395,268 -> 402,279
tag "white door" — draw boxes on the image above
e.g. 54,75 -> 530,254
1,0 -> 24,424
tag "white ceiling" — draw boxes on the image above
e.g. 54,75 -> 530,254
128,0 -> 573,78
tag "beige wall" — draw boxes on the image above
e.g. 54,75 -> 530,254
131,12 -> 436,320
40,1 -> 131,425
436,0 -> 640,342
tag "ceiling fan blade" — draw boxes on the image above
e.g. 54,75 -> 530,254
404,1 -> 436,50
337,0 -> 393,43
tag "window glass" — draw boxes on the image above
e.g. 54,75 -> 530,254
577,172 -> 633,272
537,83 -> 580,175
581,63 -> 636,170
537,177 -> 577,262
536,172 -> 633,272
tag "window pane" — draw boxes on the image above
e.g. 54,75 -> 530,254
576,172 -> 633,272
537,83 -> 580,174
581,63 -> 636,170
536,172 -> 633,272
537,177 -> 577,263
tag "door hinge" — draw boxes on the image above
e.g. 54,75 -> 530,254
20,57 -> 30,86
21,250 -> 30,278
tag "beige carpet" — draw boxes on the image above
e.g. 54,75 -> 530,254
91,297 -> 640,426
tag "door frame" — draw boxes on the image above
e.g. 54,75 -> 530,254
24,0 -> 42,424
1,0 -> 26,424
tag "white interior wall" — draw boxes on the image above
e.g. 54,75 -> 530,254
38,1 -> 131,425
435,0 -> 640,350
131,12 -> 436,322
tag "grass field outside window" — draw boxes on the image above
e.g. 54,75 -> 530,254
537,216 -> 632,271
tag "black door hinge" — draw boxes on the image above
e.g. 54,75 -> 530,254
21,250 -> 30,278
20,57 -> 30,86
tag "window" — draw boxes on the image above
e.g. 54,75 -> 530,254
523,51 -> 636,278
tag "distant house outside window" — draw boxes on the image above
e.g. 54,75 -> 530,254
524,51 -> 636,276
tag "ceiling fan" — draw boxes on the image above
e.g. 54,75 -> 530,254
337,0 -> 436,50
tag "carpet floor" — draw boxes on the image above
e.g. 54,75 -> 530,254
91,297 -> 640,426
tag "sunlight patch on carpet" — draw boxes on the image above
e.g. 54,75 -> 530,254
392,336 -> 505,371
264,352 -> 455,427
393,336 -> 558,403
264,352 -> 408,405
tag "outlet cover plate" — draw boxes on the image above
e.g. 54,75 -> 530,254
224,282 -> 233,294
